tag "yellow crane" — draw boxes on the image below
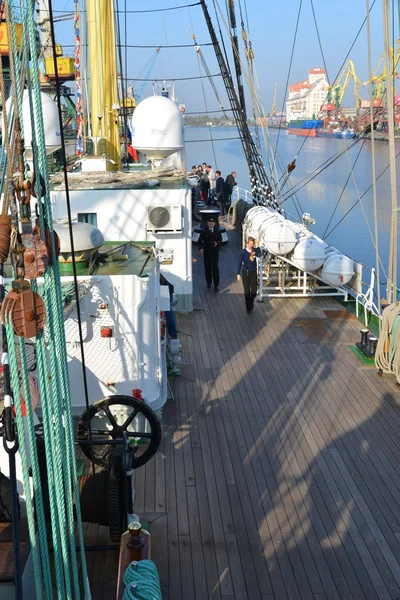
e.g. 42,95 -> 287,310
362,39 -> 400,102
328,59 -> 363,109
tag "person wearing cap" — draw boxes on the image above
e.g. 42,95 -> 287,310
237,237 -> 261,313
198,216 -> 222,292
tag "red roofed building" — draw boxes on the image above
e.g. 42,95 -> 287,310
286,68 -> 329,122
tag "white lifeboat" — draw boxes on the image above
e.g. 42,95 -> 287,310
262,220 -> 296,256
321,254 -> 354,287
245,207 -> 277,240
292,238 -> 326,271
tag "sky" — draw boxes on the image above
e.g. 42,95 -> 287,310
52,0 -> 398,114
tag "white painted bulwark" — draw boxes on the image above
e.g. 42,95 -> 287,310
50,186 -> 193,311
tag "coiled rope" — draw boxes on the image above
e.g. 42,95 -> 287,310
123,560 -> 162,600
375,303 -> 400,381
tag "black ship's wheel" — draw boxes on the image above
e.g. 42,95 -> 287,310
77,395 -> 161,468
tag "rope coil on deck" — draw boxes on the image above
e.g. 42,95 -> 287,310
375,303 -> 400,381
123,560 -> 162,599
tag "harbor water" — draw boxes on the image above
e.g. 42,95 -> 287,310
185,125 -> 400,291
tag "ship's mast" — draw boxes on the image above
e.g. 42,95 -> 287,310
199,0 -> 276,207
227,0 -> 246,114
86,0 -> 120,170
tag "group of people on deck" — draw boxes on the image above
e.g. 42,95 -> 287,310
191,164 -> 237,215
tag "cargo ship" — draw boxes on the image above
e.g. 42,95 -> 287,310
287,120 -> 357,139
287,118 -> 323,137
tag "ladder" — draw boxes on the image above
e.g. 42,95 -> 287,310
199,0 -> 278,208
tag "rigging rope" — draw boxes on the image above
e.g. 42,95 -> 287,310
129,73 -> 221,81
193,37 -> 227,115
367,0 -> 382,330
310,0 -> 329,83
286,0 -> 378,164
117,2 -> 200,13
324,147 -> 400,239
274,0 -> 302,157
194,48 -> 218,165
1,0 -> 91,597
62,42 -> 214,48
279,125 -> 380,203
322,139 -> 366,238
344,146 -> 387,281
382,0 -> 398,303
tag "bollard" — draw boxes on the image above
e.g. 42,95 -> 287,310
360,329 -> 369,348
356,328 -> 371,356
368,335 -> 378,357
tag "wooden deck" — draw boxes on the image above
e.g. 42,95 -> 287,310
138,226 -> 400,600
4,224 -> 400,599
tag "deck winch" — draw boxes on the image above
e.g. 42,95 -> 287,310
34,395 -> 162,543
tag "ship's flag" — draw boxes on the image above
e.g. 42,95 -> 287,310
75,0 -> 83,156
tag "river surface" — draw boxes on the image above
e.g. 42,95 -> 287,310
185,125 -> 400,290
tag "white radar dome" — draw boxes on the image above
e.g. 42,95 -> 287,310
54,222 -> 104,261
321,254 -> 354,287
3,91 -> 61,158
292,238 -> 326,272
262,221 -> 297,256
131,95 -> 184,160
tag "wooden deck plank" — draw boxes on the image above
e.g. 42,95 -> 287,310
272,304 -> 400,597
155,438 -> 166,513
172,384 -> 190,537
188,315 -> 235,596
186,485 -> 209,600
164,434 -> 182,600
91,223 -> 400,599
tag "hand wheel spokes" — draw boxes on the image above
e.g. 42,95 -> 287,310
77,395 -> 161,468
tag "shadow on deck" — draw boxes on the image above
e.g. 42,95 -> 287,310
143,224 -> 400,600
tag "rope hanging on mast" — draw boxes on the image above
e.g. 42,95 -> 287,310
199,0 -> 277,207
192,34 -> 227,115
0,0 -> 91,597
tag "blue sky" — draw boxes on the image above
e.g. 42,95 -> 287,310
54,0 -> 397,113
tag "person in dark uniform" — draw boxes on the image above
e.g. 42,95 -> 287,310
237,237 -> 261,313
215,171 -> 225,213
198,216 -> 222,292
224,171 -> 237,211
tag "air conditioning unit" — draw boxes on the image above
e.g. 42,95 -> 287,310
147,205 -> 182,232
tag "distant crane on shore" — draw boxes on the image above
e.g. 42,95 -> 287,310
271,82 -> 277,115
